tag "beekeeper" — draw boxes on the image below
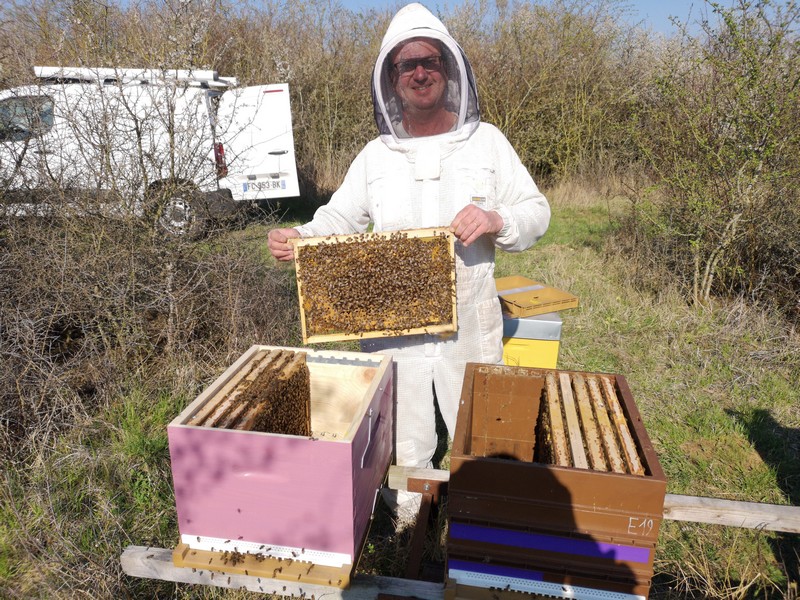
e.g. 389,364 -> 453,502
268,2 -> 550,517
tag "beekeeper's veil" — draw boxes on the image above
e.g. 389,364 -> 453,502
372,3 -> 480,143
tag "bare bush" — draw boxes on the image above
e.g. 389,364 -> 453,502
0,210 -> 298,461
449,0 -> 648,185
628,0 -> 800,318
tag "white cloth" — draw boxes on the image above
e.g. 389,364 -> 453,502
295,3 -> 550,470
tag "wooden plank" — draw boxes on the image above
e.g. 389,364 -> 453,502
600,375 -> 645,475
571,374 -> 608,472
121,546 -> 444,599
663,494 -> 800,533
543,372 -> 570,466
172,543 -> 350,588
388,466 -> 450,493
558,372 -> 588,469
586,376 -> 626,473
405,492 -> 433,580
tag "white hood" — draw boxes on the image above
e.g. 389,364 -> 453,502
371,3 -> 480,145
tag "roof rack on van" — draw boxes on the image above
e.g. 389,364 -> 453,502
33,66 -> 238,89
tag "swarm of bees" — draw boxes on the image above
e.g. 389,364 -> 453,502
293,229 -> 456,342
187,349 -> 311,436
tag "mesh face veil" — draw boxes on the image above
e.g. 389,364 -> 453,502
371,4 -> 479,142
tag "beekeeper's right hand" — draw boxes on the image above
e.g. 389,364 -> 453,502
268,227 -> 300,262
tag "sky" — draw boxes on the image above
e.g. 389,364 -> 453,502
337,1 -> 729,36
622,1 -> 720,34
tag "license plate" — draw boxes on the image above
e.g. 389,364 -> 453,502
243,180 -> 286,192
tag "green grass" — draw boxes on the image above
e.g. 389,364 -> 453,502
1,195 -> 798,599
0,387 -> 192,598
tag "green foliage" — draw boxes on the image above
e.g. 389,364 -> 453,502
538,203 -> 621,250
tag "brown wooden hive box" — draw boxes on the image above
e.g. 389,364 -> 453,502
447,363 -> 667,600
292,228 -> 456,344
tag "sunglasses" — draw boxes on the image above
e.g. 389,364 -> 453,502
393,55 -> 442,76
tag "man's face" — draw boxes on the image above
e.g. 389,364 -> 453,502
391,39 -> 447,115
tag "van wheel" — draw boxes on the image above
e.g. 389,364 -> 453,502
148,182 -> 206,239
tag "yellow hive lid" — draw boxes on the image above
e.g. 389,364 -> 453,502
495,275 -> 579,317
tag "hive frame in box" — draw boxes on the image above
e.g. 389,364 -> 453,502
447,363 -> 667,600
292,228 -> 457,344
167,345 -> 393,586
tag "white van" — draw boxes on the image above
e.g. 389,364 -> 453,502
0,66 -> 300,236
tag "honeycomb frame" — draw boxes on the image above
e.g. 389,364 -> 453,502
292,228 -> 457,344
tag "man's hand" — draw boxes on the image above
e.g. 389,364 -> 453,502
449,205 -> 504,247
267,227 -> 301,261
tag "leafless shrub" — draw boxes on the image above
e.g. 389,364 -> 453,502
627,0 -> 800,319
0,208 -> 298,461
450,0 -> 649,185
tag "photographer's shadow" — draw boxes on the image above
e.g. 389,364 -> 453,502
727,408 -> 800,588
447,454 -> 651,598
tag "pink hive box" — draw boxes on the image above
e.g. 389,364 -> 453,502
167,345 -> 393,572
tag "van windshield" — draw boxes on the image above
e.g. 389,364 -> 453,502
0,95 -> 54,142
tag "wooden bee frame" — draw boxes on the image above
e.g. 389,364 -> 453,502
292,228 -> 457,344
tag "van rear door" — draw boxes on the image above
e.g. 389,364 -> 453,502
215,83 -> 299,202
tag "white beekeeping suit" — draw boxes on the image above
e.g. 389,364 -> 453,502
296,3 -> 550,484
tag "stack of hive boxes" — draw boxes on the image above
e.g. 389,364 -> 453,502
496,276 -> 579,369
447,363 -> 666,600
